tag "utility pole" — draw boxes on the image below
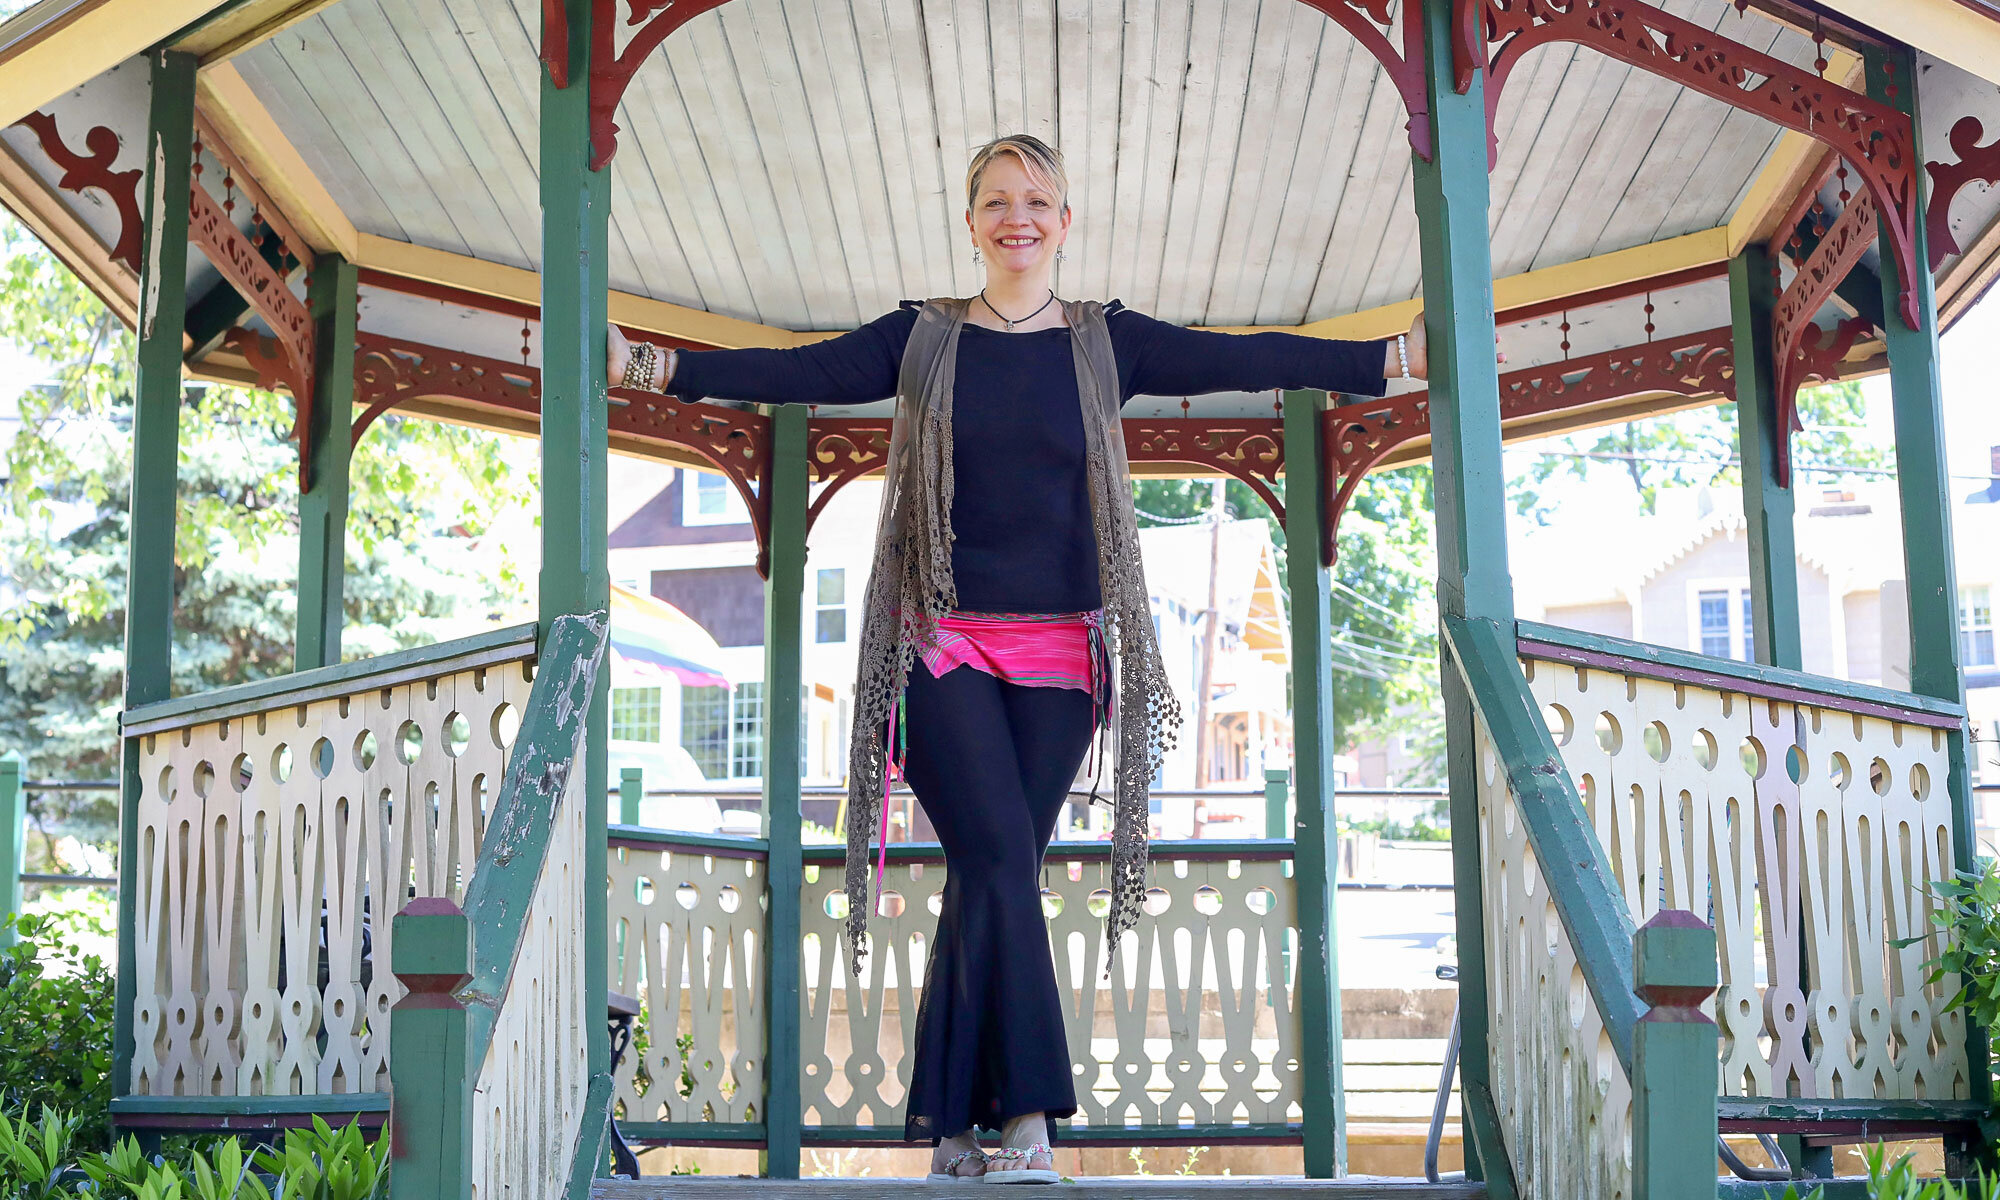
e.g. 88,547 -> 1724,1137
1193,478 -> 1227,790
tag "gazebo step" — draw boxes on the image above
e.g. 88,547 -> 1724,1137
593,1179 -> 1485,1198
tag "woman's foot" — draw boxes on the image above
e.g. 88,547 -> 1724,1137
928,1130 -> 988,1181
984,1112 -> 1058,1184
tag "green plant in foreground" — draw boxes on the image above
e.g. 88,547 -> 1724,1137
1861,1143 -> 1997,1199
1900,856 -> 2000,1068
0,912 -> 115,1149
0,1106 -> 82,1198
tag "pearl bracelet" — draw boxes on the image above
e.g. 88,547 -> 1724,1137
1396,332 -> 1410,380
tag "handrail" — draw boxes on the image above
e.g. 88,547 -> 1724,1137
119,622 -> 539,735
1516,619 -> 1966,728
458,611 -> 607,1066
1444,613 -> 1642,1076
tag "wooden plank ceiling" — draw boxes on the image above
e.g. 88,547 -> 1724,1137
233,0 -> 1816,333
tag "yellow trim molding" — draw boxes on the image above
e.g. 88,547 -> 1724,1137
1726,50 -> 1862,256
173,0 -> 341,64
0,0 -> 233,127
195,62 -> 359,259
1812,0 -> 2000,87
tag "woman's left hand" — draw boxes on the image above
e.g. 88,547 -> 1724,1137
1393,312 -> 1505,382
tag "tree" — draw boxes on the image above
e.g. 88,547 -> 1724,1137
1511,382 -> 1890,519
1132,462 -> 1441,782
0,219 -> 536,859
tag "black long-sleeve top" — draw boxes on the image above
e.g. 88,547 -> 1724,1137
672,301 -> 1388,612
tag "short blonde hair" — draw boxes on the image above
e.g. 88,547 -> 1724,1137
965,134 -> 1069,212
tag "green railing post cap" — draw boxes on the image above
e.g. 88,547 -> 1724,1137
1634,909 -> 1718,1007
392,897 -> 473,992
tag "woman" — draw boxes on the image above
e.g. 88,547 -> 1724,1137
609,134 -> 1433,1182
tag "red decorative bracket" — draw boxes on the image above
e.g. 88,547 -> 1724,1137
1772,187 -> 1875,486
1124,418 -> 1288,522
11,110 -> 142,273
803,419 -> 891,538
349,332 -> 779,574
1479,0 -> 1925,331
1297,0 -> 1434,161
1926,115 -> 2000,270
191,179 -> 315,486
1324,327 -> 1737,564
580,0 -> 733,169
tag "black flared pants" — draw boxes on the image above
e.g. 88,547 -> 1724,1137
898,658 -> 1097,1144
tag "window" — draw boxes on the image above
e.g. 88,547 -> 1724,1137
730,682 -> 766,778
1964,585 -> 1995,667
681,469 -> 749,526
1698,590 -> 1733,658
610,687 -> 662,742
815,568 -> 847,643
681,685 -> 731,778
1692,583 -> 1754,663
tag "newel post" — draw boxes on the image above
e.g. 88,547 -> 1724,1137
1631,910 -> 1720,1200
387,898 -> 475,1200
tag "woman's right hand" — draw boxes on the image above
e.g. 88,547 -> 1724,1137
608,323 -> 632,385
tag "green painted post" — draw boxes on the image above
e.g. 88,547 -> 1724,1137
1631,911 -> 1719,1200
1263,767 -> 1289,841
0,753 -> 22,946
1867,42 -> 1992,1127
1281,389 -> 1346,1179
1410,1 -> 1514,1191
1730,246 -> 1803,671
113,48 -> 198,1114
761,404 -> 808,1178
295,255 -> 359,671
387,898 -> 475,1200
619,766 -> 643,827
540,0 -> 613,1176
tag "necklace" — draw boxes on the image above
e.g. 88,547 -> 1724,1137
979,288 -> 1057,331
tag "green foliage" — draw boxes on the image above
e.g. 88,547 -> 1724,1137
1511,379 -> 1890,520
0,216 -> 534,846
0,1105 -> 387,1200
1900,856 -> 2000,1069
1860,1143 -> 1996,1199
0,913 -> 114,1150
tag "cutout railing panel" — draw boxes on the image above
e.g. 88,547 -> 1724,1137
1517,637 -> 1968,1104
798,843 -> 1301,1134
122,627 -> 537,1098
1474,712 -> 1632,1198
607,832 -> 766,1130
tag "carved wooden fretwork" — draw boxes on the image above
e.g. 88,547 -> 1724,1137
192,179 -> 315,490
1772,187 -> 1876,485
1125,418 -> 1287,521
349,333 -> 777,573
1323,327 -> 1736,563
1477,0 -> 1925,331
1297,0 -> 1434,160
803,419 -> 891,537
11,110 -> 142,272
1925,115 -> 2000,269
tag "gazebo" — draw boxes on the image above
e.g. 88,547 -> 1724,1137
4,0 -> 2000,1195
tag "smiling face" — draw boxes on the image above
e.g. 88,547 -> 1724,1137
965,152 -> 1071,281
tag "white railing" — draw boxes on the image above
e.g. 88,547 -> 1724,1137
122,627 -> 537,1098
1519,648 -> 1968,1103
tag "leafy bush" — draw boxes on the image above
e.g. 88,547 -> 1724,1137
0,1106 -> 387,1200
1901,856 -> 2000,1068
0,912 -> 114,1147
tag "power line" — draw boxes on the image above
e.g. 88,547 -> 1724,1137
1510,446 -> 1997,484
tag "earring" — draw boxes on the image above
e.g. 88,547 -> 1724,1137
1055,244 -> 1068,263
972,246 -> 983,266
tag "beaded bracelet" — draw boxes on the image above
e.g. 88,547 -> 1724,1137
621,341 -> 657,391
1396,332 -> 1410,380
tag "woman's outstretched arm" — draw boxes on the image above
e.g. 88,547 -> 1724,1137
1111,306 -> 1437,401
608,306 -> 918,405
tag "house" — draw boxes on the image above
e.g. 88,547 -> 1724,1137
1508,465 -> 2000,796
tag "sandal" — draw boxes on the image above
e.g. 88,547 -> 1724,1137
927,1146 -> 989,1182
982,1142 -> 1058,1185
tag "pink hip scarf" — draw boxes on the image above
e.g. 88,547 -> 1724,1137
876,609 -> 1109,909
